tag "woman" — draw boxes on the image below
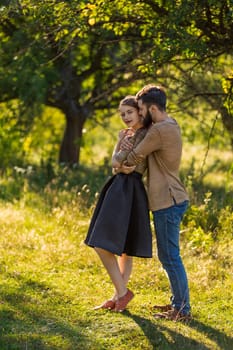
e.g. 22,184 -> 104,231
84,96 -> 152,312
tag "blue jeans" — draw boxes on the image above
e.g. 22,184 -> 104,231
152,200 -> 190,314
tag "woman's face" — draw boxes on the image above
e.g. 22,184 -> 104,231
119,105 -> 142,130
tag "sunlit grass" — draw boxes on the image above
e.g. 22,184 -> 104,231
0,135 -> 232,349
0,198 -> 232,350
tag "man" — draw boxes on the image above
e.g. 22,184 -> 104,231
116,84 -> 191,322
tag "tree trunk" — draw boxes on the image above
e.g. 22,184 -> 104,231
220,106 -> 233,150
59,104 -> 85,164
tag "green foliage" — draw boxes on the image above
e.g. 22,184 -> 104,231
218,206 -> 233,240
0,161 -> 112,210
182,189 -> 233,254
0,101 -> 25,167
186,191 -> 218,232
0,102 -> 65,168
0,0 -> 232,164
23,106 -> 65,164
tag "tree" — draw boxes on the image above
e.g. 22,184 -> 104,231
98,0 -> 233,145
0,0 -> 232,165
0,0 -> 153,164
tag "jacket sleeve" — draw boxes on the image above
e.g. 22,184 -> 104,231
126,126 -> 162,165
112,135 -> 136,167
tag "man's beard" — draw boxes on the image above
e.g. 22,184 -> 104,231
143,110 -> 152,128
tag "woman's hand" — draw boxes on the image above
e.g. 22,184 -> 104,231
120,137 -> 134,151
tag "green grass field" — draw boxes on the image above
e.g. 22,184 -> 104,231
0,194 -> 232,350
0,137 -> 232,350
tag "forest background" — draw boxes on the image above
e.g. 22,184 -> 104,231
0,1 -> 232,349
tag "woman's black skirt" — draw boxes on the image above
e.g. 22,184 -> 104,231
84,172 -> 152,258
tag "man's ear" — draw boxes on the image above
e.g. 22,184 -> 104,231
149,105 -> 158,112
149,104 -> 158,113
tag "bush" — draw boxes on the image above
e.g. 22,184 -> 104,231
0,162 -> 112,209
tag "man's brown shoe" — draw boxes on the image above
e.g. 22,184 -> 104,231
154,308 -> 192,323
152,304 -> 173,312
114,289 -> 134,312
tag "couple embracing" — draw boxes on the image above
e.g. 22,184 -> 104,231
84,84 -> 191,322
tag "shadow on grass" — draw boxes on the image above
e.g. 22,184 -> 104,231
1,271 -> 232,350
124,310 -> 233,350
0,274 -> 94,350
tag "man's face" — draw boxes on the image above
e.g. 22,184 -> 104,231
143,110 -> 153,128
138,99 -> 147,118
138,99 -> 152,126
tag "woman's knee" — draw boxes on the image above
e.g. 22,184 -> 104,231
94,246 -> 110,257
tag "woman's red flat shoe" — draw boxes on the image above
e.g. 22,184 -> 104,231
94,300 -> 115,310
114,289 -> 134,312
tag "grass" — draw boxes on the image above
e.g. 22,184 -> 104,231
0,197 -> 232,350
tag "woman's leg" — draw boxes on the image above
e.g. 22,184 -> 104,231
118,254 -> 133,285
94,248 -> 134,311
110,254 -> 133,300
94,247 -> 127,298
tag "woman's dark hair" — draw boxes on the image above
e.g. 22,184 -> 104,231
136,84 -> 166,111
119,95 -> 139,110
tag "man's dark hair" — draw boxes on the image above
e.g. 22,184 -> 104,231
136,84 -> 166,111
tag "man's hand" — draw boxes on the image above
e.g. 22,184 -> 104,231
113,164 -> 136,174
